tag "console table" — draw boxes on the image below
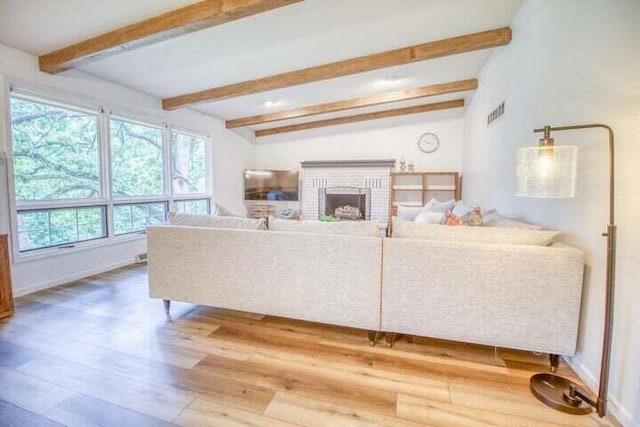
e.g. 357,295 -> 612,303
0,234 -> 14,319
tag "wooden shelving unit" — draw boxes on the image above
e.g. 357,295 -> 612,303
389,171 -> 462,226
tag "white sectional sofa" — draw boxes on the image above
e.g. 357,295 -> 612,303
147,216 -> 585,364
381,238 -> 585,356
148,225 -> 382,332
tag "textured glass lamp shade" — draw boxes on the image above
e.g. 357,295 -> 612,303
516,145 -> 577,198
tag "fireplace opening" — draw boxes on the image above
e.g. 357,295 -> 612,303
318,187 -> 371,220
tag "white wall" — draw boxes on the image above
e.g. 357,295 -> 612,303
462,1 -> 639,425
255,112 -> 464,173
0,43 -> 255,296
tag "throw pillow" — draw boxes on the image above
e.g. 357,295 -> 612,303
442,210 -> 462,226
441,207 -> 483,226
414,211 -> 444,224
268,216 -> 379,237
392,217 -> 559,246
414,198 -> 455,223
167,213 -> 266,230
396,205 -> 424,222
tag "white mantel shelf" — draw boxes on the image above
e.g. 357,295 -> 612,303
301,159 -> 396,168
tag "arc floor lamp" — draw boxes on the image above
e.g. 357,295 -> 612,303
516,124 -> 616,417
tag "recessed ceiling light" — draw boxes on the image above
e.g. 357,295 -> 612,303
384,76 -> 404,83
262,99 -> 280,107
373,76 -> 407,89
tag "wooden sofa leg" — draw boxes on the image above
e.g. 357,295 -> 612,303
367,331 -> 378,346
384,332 -> 397,348
163,299 -> 171,317
549,354 -> 560,373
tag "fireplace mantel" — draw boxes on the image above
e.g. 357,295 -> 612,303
300,161 -> 393,229
300,159 -> 395,168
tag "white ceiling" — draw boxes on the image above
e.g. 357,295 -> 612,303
0,0 -> 523,134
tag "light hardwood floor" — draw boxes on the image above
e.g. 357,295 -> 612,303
0,264 -> 621,427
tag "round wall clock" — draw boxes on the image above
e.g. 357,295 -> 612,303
417,132 -> 440,153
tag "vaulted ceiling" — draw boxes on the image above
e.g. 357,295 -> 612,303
0,0 -> 523,137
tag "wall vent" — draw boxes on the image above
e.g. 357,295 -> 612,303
135,253 -> 148,263
487,101 -> 505,126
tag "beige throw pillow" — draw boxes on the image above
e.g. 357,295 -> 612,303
167,213 -> 266,230
392,217 -> 558,246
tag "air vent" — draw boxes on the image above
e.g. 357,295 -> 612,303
487,101 -> 505,126
135,253 -> 148,263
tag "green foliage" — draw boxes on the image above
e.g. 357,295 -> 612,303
175,199 -> 209,214
18,207 -> 106,251
320,214 -> 336,222
172,133 -> 206,194
110,119 -> 163,197
10,97 -> 100,200
113,202 -> 166,235
10,96 -> 208,252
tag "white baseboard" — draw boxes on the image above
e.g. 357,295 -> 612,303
13,259 -> 136,297
565,357 -> 634,427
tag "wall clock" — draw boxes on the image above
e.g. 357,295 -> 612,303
417,132 -> 440,153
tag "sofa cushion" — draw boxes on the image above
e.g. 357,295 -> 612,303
392,217 -> 559,246
167,213 -> 266,230
483,211 -> 543,229
268,216 -> 379,237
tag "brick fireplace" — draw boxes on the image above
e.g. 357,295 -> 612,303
300,160 -> 394,231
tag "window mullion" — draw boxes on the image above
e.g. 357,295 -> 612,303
101,108 -> 114,238
164,124 -> 172,210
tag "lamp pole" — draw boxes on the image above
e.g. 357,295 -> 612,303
530,124 -> 615,417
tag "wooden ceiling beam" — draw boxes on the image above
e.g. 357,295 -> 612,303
164,27 -> 510,109
226,79 -> 477,128
39,0 -> 302,74
255,99 -> 464,137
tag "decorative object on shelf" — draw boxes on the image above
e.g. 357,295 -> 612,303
399,155 -> 406,172
417,132 -> 440,153
517,124 -> 616,418
408,161 -> 415,172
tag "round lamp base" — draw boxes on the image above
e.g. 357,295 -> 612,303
530,373 -> 592,415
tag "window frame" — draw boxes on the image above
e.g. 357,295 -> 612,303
16,205 -> 109,252
4,84 -> 212,262
170,128 -> 211,198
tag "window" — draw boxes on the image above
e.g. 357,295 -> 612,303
10,96 -> 101,201
9,95 -> 107,252
17,206 -> 107,252
171,131 -> 207,195
173,199 -> 210,214
110,118 -> 164,198
8,90 -> 211,256
113,202 -> 167,235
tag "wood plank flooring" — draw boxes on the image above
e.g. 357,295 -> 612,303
0,264 -> 621,427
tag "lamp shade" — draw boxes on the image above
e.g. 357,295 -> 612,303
516,145 -> 577,198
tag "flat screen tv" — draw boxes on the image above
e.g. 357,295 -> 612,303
244,169 -> 299,201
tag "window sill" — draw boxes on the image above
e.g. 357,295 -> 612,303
12,232 -> 147,265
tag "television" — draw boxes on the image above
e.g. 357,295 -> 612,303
244,169 -> 299,201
